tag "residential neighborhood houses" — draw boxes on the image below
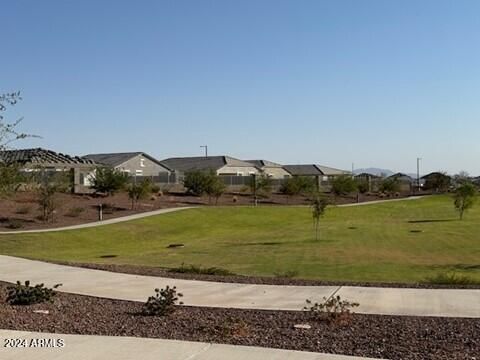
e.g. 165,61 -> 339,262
0,147 -> 460,195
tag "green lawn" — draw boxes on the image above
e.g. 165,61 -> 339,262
0,195 -> 479,283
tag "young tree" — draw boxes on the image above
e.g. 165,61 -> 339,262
249,173 -> 273,206
454,182 -> 476,220
90,167 -> 128,196
205,173 -> 226,205
311,193 -> 328,241
127,179 -> 152,209
36,171 -> 70,223
0,92 -> 31,150
331,175 -> 358,197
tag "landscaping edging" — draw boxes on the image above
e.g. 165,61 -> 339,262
0,282 -> 477,360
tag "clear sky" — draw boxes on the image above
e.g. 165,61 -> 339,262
1,0 -> 479,174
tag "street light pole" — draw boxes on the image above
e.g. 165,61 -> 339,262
200,145 -> 208,158
417,157 -> 422,193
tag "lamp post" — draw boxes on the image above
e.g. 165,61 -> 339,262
417,157 -> 422,193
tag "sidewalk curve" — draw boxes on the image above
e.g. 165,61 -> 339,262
0,196 -> 424,235
0,330 -> 376,360
0,256 -> 478,317
0,207 -> 194,234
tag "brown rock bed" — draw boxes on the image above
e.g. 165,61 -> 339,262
56,261 -> 480,289
0,282 -> 478,359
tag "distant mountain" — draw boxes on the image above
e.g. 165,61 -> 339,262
353,168 -> 394,177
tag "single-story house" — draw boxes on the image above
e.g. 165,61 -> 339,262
421,172 -> 451,192
244,159 -> 291,179
0,147 -> 96,194
84,152 -> 171,178
354,173 -> 382,192
160,156 -> 260,176
283,164 -> 350,186
387,172 -> 414,192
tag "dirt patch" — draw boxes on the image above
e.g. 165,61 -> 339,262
0,282 -> 477,360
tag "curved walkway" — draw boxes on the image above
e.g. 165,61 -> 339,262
0,330 -> 375,360
0,207 -> 195,234
0,256 -> 478,318
0,196 -> 424,235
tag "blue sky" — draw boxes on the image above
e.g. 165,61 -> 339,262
1,0 -> 479,174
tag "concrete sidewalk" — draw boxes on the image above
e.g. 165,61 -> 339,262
0,256 -> 478,317
0,330 -> 378,360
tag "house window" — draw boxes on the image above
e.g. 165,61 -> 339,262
136,169 -> 143,175
237,172 -> 244,176
140,158 -> 145,167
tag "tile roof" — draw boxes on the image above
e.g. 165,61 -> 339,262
283,164 -> 350,176
161,156 -> 257,172
244,159 -> 283,168
84,152 -> 164,168
0,148 -> 96,167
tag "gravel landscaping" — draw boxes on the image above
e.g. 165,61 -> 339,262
0,282 -> 478,360
56,261 -> 480,289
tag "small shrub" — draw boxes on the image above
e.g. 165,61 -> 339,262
304,295 -> 359,325
169,264 -> 234,276
7,281 -> 62,305
141,286 -> 183,316
151,184 -> 161,193
7,219 -> 23,229
424,272 -> 478,285
65,207 -> 85,217
15,206 -> 31,215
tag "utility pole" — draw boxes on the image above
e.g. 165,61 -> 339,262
416,157 -> 422,193
200,145 -> 208,158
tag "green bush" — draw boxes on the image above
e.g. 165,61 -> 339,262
331,175 -> 357,196
169,264 -> 235,276
151,184 -> 161,193
6,281 -> 62,305
424,272 -> 478,285
90,167 -> 128,196
141,286 -> 183,316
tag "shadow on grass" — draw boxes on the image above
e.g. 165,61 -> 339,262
407,219 -> 455,223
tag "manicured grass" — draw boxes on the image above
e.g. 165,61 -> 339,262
0,196 -> 479,283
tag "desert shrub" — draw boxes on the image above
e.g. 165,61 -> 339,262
151,184 -> 161,193
331,175 -> 357,197
279,176 -> 316,201
6,281 -> 62,305
127,179 -> 152,209
183,170 -> 209,196
169,264 -> 235,276
304,295 -> 359,325
424,272 -> 478,285
65,207 -> 85,217
90,167 -> 128,196
379,178 -> 400,194
141,286 -> 183,316
7,219 -> 23,229
356,180 -> 369,194
15,206 -> 31,215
